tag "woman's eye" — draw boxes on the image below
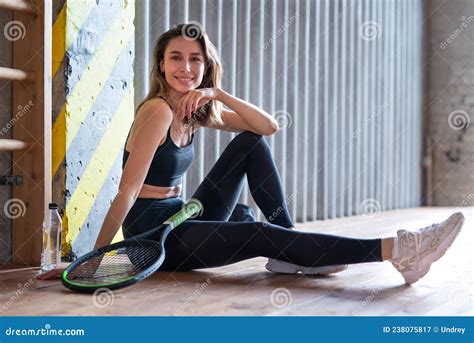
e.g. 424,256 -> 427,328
191,58 -> 202,63
171,56 -> 180,61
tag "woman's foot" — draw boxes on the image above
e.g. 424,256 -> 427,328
389,212 -> 465,285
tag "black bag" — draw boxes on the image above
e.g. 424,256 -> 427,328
228,204 -> 256,222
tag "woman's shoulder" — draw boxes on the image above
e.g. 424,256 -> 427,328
140,96 -> 172,112
128,98 -> 173,145
136,97 -> 173,123
126,99 -> 172,151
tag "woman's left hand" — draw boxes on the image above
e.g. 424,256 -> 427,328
177,88 -> 219,120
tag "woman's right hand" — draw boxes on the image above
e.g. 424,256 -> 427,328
36,267 -> 66,280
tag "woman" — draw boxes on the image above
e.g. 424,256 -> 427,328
38,24 -> 464,285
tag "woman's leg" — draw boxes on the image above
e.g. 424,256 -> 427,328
188,130 -> 346,274
191,131 -> 293,228
160,220 -> 383,271
162,211 -> 465,286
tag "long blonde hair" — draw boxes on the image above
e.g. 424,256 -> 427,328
136,23 -> 223,126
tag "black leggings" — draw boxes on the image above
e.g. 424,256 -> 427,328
123,131 -> 383,271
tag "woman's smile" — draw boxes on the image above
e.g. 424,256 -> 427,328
174,75 -> 195,86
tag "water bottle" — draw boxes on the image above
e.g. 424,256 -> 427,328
41,203 -> 62,272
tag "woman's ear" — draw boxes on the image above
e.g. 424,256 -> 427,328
159,60 -> 164,73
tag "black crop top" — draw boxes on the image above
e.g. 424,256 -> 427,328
122,124 -> 195,187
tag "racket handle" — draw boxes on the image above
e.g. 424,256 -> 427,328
163,199 -> 202,229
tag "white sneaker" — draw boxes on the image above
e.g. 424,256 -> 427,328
390,212 -> 464,285
265,258 -> 348,275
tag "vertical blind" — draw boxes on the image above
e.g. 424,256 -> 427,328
134,0 -> 423,222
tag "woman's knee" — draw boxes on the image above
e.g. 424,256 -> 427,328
234,131 -> 262,144
228,131 -> 266,151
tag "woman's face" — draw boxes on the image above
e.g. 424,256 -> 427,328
161,36 -> 206,94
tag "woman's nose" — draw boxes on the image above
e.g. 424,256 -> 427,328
180,61 -> 191,72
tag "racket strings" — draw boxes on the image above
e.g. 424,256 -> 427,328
67,244 -> 161,285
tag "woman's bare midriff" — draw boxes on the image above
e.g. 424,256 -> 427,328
137,183 -> 182,199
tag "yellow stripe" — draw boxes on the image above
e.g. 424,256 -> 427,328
65,0 -> 97,47
66,6 -> 134,149
52,5 -> 66,78
51,6 -> 134,177
52,0 -> 104,175
52,105 -> 66,176
52,1 -> 96,79
66,88 -> 134,244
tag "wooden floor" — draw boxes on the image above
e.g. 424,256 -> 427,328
0,207 -> 472,316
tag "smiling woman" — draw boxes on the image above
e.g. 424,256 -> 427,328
37,23 -> 465,290
136,25 -> 224,128
163,49 -> 205,89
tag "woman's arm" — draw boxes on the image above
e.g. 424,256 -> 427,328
93,191 -> 137,249
214,88 -> 279,136
177,88 -> 279,136
94,99 -> 173,249
37,99 -> 172,280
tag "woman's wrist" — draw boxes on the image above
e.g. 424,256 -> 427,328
213,87 -> 225,102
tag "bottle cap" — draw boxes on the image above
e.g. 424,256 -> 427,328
48,203 -> 59,210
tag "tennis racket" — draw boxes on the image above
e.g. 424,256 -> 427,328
61,199 -> 202,293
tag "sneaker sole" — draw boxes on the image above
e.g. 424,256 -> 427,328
299,264 -> 348,276
402,213 -> 464,284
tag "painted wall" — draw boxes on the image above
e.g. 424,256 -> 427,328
51,0 -> 135,258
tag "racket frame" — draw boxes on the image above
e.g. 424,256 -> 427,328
62,200 -> 201,293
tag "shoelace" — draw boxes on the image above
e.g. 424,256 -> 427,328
390,232 -> 421,272
392,215 -> 460,274
394,226 -> 443,271
404,231 -> 422,270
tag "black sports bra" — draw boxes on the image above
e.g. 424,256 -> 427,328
122,97 -> 195,187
